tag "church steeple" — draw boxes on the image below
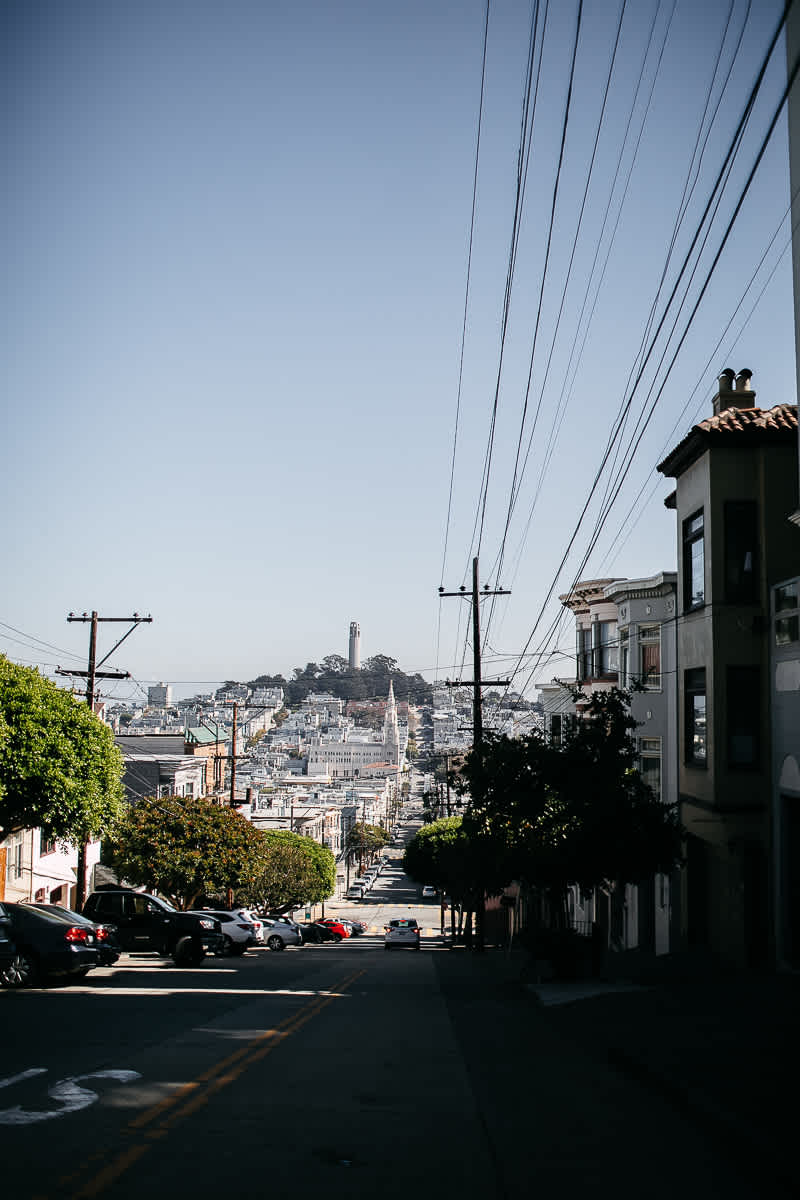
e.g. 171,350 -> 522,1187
383,680 -> 399,766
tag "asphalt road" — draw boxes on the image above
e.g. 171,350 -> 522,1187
0,813 -> 772,1199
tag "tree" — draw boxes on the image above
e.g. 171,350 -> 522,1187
244,830 -> 335,912
0,656 -> 125,844
402,817 -> 472,899
457,687 -> 683,927
321,654 -> 348,674
102,794 -> 266,909
345,821 -> 390,870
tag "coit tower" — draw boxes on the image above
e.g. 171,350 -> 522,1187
348,621 -> 361,669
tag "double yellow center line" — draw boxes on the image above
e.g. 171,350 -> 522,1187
70,968 -> 365,1198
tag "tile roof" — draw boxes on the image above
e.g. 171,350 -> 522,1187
658,403 -> 797,477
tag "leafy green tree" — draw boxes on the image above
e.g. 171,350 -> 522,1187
321,655 -> 348,674
0,656 -> 125,844
244,830 -> 335,912
403,817 -> 472,898
457,687 -> 682,927
345,821 -> 390,868
102,794 -> 266,909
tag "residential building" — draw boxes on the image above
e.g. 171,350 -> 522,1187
147,682 -> 172,708
776,6 -> 800,969
603,572 -> 679,956
555,573 -> 678,957
658,369 -> 798,967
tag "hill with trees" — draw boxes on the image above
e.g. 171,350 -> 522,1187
247,654 -> 432,706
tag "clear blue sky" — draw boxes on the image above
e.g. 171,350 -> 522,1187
2,0 -> 796,703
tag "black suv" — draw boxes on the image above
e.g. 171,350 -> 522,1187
82,889 -> 223,966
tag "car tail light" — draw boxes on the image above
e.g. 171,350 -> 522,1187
237,923 -> 255,932
65,926 -> 90,943
95,926 -> 109,941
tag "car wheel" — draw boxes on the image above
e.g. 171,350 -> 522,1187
267,935 -> 285,951
1,949 -> 39,988
216,934 -> 235,958
173,937 -> 205,967
230,943 -> 248,957
333,932 -> 343,942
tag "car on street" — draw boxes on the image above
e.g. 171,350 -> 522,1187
83,888 -> 224,966
28,903 -> 121,966
0,903 -> 17,978
384,918 -> 421,951
299,921 -> 341,944
260,916 -> 304,950
346,884 -> 366,899
422,886 -> 438,901
190,909 -> 263,956
347,919 -> 368,935
316,918 -> 350,940
0,901 -> 102,987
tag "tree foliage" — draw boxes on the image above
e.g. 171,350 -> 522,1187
345,821 -> 390,861
402,817 -> 481,903
247,652 -> 432,705
244,830 -> 336,912
102,794 -> 266,910
457,687 -> 682,905
0,656 -> 125,844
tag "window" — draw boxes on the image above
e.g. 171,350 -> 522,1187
39,832 -> 57,856
577,627 -> 592,681
775,581 -> 799,646
618,628 -> 629,687
638,625 -> 661,689
639,736 -> 661,800
683,510 -> 705,610
550,714 -> 562,746
726,666 -> 760,769
685,668 -> 707,765
724,501 -> 758,603
182,782 -> 195,798
595,620 -> 618,677
6,833 -> 24,881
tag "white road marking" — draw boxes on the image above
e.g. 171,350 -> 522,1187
0,1068 -> 48,1091
0,1070 -> 141,1126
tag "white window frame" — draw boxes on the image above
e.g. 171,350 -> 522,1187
639,736 -> 662,801
638,624 -> 662,690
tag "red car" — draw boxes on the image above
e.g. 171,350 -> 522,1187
316,918 -> 350,940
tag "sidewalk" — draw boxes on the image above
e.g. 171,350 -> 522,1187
523,955 -> 800,1195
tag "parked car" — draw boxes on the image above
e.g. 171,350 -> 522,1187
260,917 -> 303,951
29,903 -> 121,966
384,918 -> 420,951
316,918 -> 350,940
346,885 -> 366,900
348,919 -> 368,936
82,889 -> 223,966
0,903 -> 18,978
0,902 -> 101,987
189,909 -> 263,956
421,886 -> 438,901
299,921 -> 341,944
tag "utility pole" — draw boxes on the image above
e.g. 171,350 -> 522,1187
439,558 -> 510,950
439,558 -> 510,749
58,611 -> 152,908
229,701 -> 238,806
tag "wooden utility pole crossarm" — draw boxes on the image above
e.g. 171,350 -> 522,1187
439,557 -> 510,749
